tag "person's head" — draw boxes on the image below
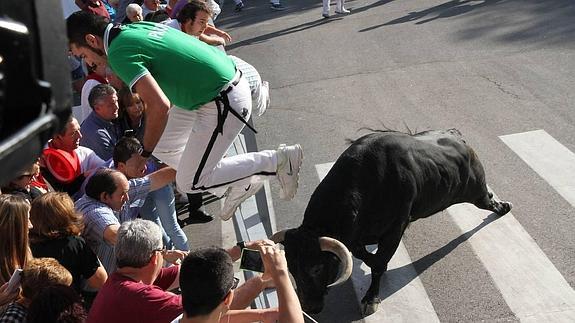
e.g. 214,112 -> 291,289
51,117 -> 82,152
118,87 -> 145,124
66,11 -> 109,72
107,0 -> 120,9
85,168 -> 129,211
113,137 -> 147,178
89,83 -> 119,121
145,9 -> 170,23
27,284 -> 87,323
29,192 -> 84,243
0,194 -> 32,284
180,247 -> 237,319
143,0 -> 161,11
126,3 -> 144,22
115,219 -> 163,277
3,162 -> 40,194
21,257 -> 73,302
177,0 -> 213,37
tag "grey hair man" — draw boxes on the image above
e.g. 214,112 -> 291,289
80,83 -> 121,160
87,219 -> 186,322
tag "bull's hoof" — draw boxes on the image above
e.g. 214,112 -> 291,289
496,201 -> 513,216
361,298 -> 381,316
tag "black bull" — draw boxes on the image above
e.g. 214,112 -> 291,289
271,129 -> 512,315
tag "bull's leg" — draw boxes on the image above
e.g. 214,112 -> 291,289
361,220 -> 409,316
474,189 -> 513,216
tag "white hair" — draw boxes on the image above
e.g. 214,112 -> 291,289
126,3 -> 143,16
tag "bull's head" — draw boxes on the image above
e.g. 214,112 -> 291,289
271,228 -> 353,314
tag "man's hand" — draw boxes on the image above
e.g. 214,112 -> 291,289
245,239 -> 275,250
163,249 -> 188,265
260,246 -> 289,279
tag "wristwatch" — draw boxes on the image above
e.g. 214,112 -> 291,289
140,149 -> 153,158
236,241 -> 246,251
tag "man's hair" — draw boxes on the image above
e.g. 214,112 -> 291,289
145,9 -> 170,23
180,247 -> 235,317
126,3 -> 143,16
88,83 -> 117,110
21,258 -> 73,300
56,116 -> 75,136
115,219 -> 163,268
27,284 -> 87,323
66,11 -> 110,48
176,0 -> 213,24
85,168 -> 121,201
113,136 -> 142,168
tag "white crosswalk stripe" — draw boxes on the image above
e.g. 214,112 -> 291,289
500,129 -> 575,208
311,128 -> 575,321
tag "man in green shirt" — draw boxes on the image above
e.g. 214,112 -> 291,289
66,12 -> 303,220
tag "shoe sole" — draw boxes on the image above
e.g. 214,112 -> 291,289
279,144 -> 303,200
220,182 -> 264,220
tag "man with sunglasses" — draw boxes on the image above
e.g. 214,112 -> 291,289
88,219 -> 278,322
178,246 -> 304,323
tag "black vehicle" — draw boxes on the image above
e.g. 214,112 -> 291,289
0,0 -> 71,185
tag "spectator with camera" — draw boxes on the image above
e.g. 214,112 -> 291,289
178,244 -> 304,323
87,219 -> 278,322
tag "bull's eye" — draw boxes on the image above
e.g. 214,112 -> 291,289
309,265 -> 323,278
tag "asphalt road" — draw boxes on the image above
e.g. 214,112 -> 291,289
215,0 -> 575,321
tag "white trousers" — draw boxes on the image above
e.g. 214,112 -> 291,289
323,0 -> 346,14
154,76 -> 277,197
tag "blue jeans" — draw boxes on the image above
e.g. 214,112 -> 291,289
140,185 -> 189,251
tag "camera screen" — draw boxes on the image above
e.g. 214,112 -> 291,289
239,248 -> 264,273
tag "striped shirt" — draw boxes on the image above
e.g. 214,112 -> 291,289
75,176 -> 151,273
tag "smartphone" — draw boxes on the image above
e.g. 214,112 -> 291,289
239,248 -> 264,273
6,269 -> 22,294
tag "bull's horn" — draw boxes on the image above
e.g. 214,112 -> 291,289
270,230 -> 288,243
319,237 -> 353,288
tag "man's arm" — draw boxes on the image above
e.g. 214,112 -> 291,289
133,74 -> 171,155
148,167 -> 177,192
103,224 -> 120,245
260,246 -> 304,323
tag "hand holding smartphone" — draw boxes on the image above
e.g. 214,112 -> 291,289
6,269 -> 22,294
239,248 -> 264,273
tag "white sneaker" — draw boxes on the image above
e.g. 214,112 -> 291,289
220,182 -> 264,220
276,144 -> 303,200
335,8 -> 350,14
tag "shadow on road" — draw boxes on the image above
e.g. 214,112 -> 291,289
358,0 -> 575,47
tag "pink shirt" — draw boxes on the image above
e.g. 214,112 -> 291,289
87,266 -> 182,323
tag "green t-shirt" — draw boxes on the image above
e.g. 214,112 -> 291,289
107,22 -> 236,110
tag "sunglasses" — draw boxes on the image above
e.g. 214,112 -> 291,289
230,277 -> 239,290
221,277 -> 239,302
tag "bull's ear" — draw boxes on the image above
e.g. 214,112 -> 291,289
270,228 -> 296,245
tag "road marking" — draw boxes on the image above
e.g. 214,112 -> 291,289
500,129 -> 575,208
316,162 -> 439,322
448,198 -> 575,321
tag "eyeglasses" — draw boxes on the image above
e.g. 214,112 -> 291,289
152,246 -> 167,256
230,277 -> 239,290
221,277 -> 239,301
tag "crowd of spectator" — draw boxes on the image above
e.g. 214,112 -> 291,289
1,0 -> 304,322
